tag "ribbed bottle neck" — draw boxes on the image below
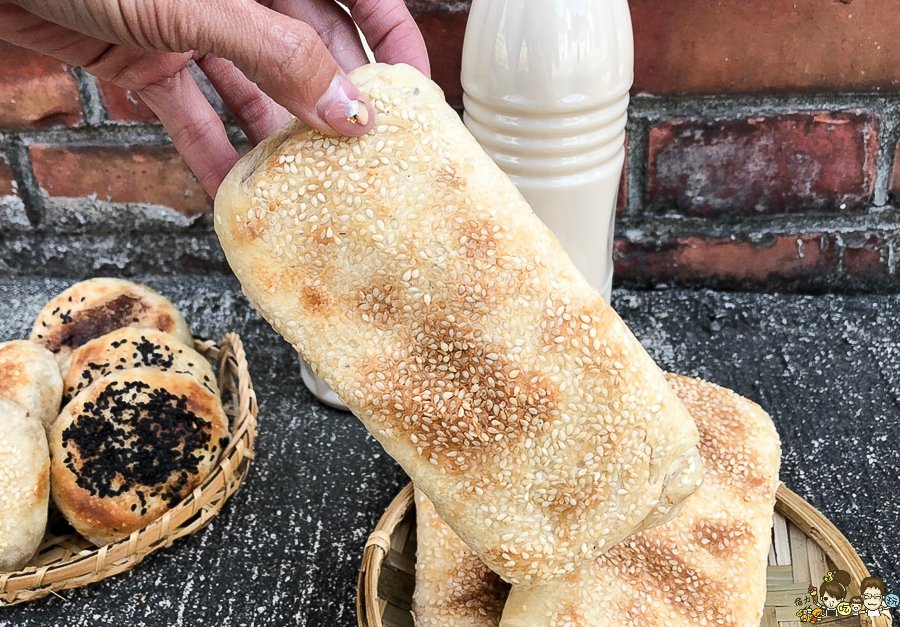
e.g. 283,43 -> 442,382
463,91 -> 629,179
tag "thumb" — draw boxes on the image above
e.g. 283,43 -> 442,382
183,0 -> 374,136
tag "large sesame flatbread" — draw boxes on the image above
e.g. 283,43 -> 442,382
215,63 -> 703,585
414,374 -> 781,627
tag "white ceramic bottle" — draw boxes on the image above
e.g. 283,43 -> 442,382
461,0 -> 633,301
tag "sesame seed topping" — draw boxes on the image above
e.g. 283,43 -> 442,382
216,63 -> 705,586
55,369 -> 227,540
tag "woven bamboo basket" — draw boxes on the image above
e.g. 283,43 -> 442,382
358,483 -> 892,627
0,332 -> 258,606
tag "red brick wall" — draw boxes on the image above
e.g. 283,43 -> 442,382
2,1 -> 900,291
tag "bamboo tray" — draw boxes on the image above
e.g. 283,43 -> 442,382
358,483 -> 892,627
0,333 -> 258,606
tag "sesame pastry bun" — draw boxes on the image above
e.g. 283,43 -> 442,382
0,340 -> 63,434
0,398 -> 50,571
215,63 -> 703,587
30,278 -> 192,376
414,375 -> 781,627
50,368 -> 229,546
62,328 -> 217,407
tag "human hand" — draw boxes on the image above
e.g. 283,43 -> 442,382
0,0 -> 429,196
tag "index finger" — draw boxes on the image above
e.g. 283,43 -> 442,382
340,0 -> 429,77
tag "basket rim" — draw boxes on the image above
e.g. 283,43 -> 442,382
357,483 -> 415,627
0,332 -> 259,605
356,482 -> 872,627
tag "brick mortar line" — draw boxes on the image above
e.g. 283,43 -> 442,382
0,273 -> 233,282
13,125 -> 173,147
612,276 -> 900,295
616,211 -> 900,241
72,68 -> 107,127
9,123 -> 247,147
0,230 -> 220,241
5,96 -> 890,143
7,207 -> 891,240
871,99 -> 900,207
406,1 -> 471,14
833,233 -> 846,275
624,115 -> 648,219
14,211 -> 896,241
2,137 -> 44,227
629,92 -> 900,123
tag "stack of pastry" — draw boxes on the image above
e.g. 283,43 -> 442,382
214,63 -> 782,626
0,279 -> 228,571
413,374 -> 780,627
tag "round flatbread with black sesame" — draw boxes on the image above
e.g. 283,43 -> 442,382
30,278 -> 192,376
63,328 -> 217,407
0,398 -> 50,571
0,340 -> 63,433
49,368 -> 228,546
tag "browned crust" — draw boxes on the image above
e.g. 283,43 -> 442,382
0,356 -> 26,399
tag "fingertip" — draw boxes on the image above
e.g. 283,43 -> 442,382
315,75 -> 375,136
214,7 -> 375,138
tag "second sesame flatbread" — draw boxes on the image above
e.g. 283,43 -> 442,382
414,486 -> 510,627
63,328 -> 217,405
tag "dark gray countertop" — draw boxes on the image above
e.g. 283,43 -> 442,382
1,276 -> 898,627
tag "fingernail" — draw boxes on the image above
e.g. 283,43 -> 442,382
316,76 -> 374,136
